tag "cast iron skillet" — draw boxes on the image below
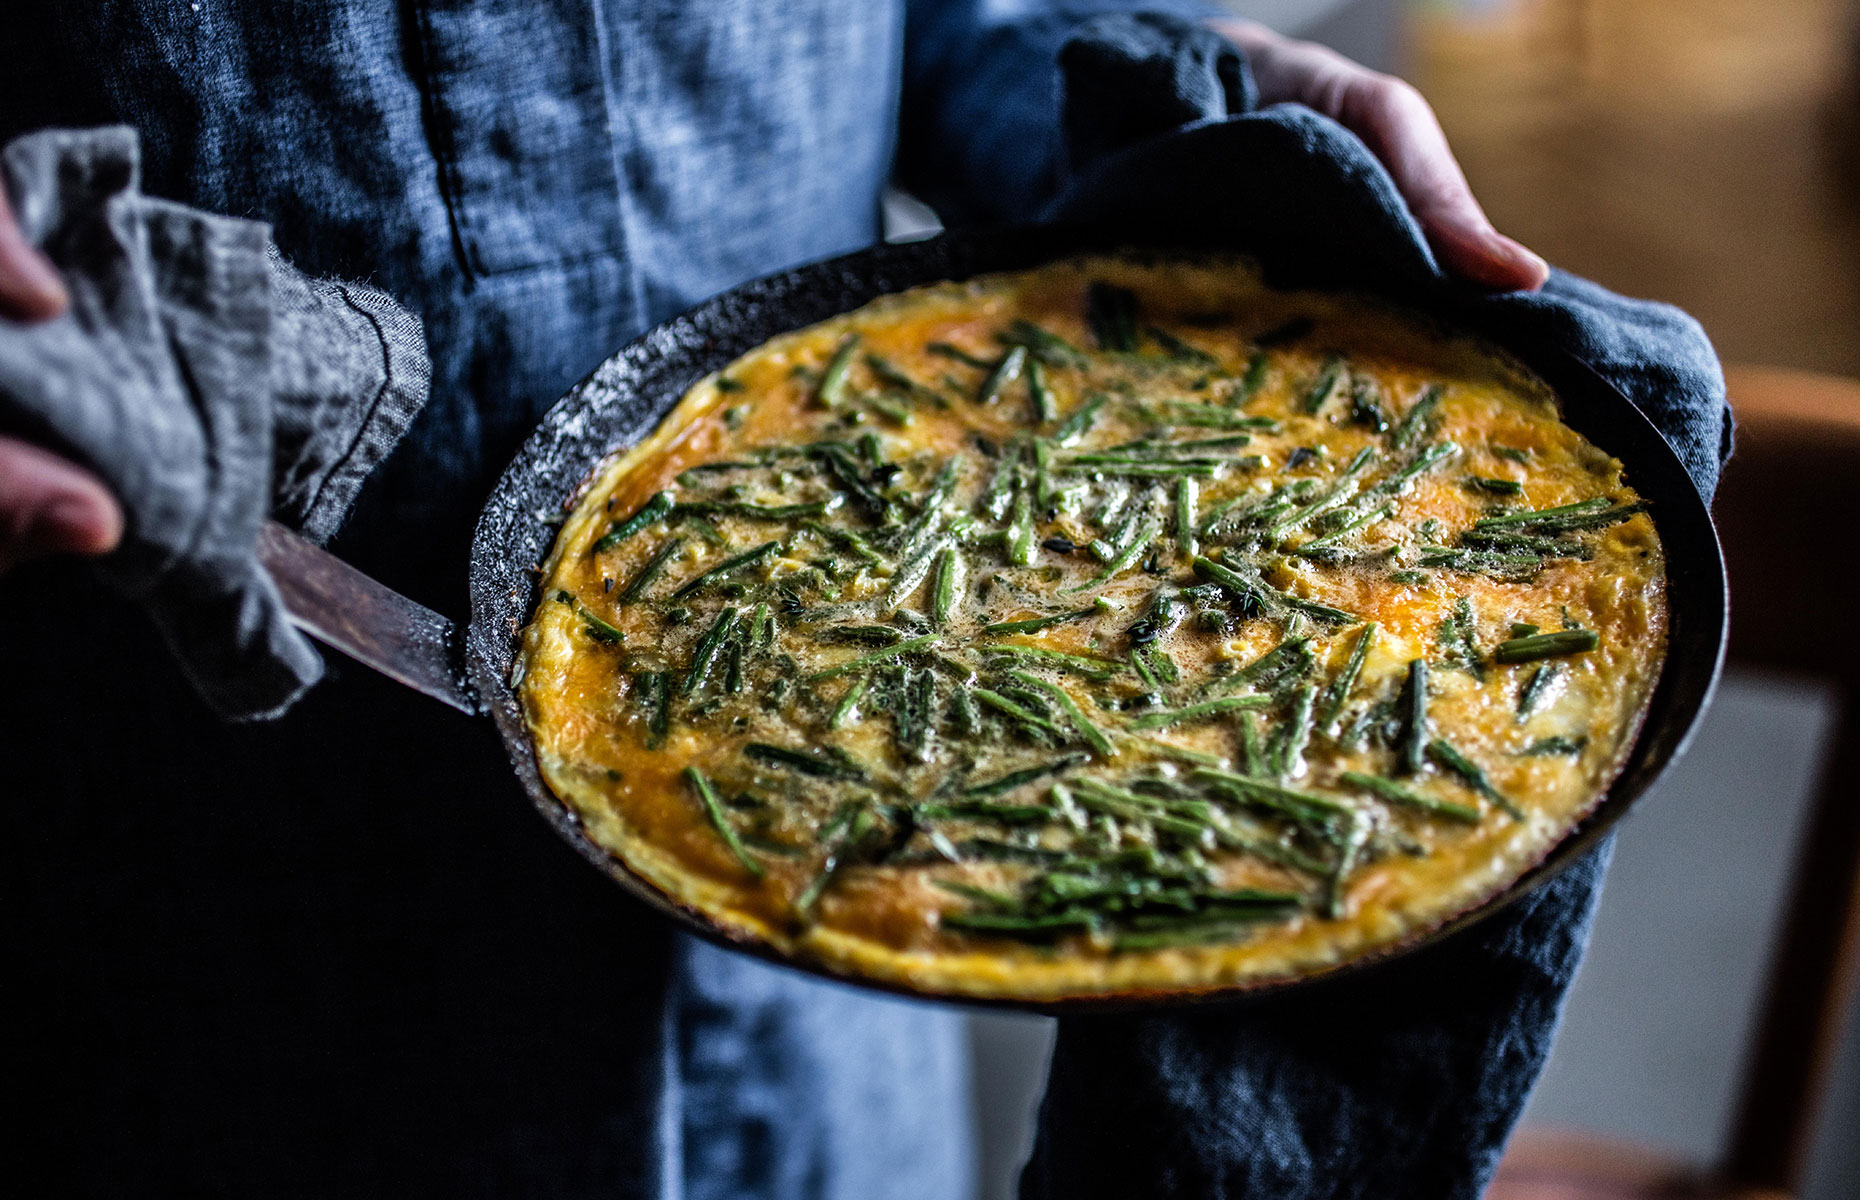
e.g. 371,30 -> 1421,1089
258,227 -> 1729,1011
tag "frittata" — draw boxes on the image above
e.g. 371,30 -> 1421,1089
515,255 -> 1666,1001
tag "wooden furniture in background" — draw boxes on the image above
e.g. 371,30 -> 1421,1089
1716,369 -> 1860,1194
1412,0 -> 1860,379
1487,367 -> 1860,1198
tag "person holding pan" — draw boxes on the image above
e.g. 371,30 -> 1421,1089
0,5 -> 1636,1199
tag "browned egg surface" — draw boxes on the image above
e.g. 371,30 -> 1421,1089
516,257 -> 1667,1000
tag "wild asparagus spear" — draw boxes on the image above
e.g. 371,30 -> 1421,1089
816,333 -> 861,408
1232,350 -> 1269,406
618,536 -> 685,603
670,540 -> 782,600
1007,486 -> 1037,567
1128,695 -> 1274,732
1239,711 -> 1267,777
1317,622 -> 1377,732
829,676 -> 869,729
1087,282 -> 1139,351
1340,770 -> 1481,823
1302,356 -> 1345,414
1175,476 -> 1200,560
1053,394 -> 1107,445
745,741 -> 867,781
979,645 -> 1122,681
1494,629 -> 1599,663
676,500 -> 834,520
999,319 -> 1090,368
556,591 -> 626,644
1516,662 -> 1565,720
930,546 -> 963,626
1027,358 -> 1056,424
1069,513 -> 1162,593
681,607 -> 741,695
805,634 -> 939,681
1006,670 -> 1117,758
1402,658 -> 1430,774
685,767 -> 765,878
1294,504 -> 1393,558
976,345 -> 1028,406
960,753 -> 1090,797
982,606 -> 1101,635
1426,738 -> 1525,819
1387,384 -> 1442,451
1276,683 -> 1317,779
592,490 -> 674,553
1326,812 -> 1370,918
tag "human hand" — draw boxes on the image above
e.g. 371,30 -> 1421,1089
0,185 -> 122,575
1209,20 -> 1549,293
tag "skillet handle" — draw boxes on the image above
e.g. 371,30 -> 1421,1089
256,520 -> 484,716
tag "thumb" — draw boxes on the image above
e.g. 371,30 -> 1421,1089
0,437 -> 123,575
0,185 -> 69,322
1336,75 -> 1550,293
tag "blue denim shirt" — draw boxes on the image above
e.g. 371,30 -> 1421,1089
0,4 -> 1202,1197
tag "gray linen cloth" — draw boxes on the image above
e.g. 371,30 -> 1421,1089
0,127 -> 430,720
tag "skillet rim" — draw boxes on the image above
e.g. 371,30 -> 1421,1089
465,229 -> 1728,1013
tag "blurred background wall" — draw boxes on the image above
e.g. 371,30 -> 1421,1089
964,3 -> 1860,1198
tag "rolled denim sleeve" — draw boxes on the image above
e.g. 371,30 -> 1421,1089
899,1 -> 1227,224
